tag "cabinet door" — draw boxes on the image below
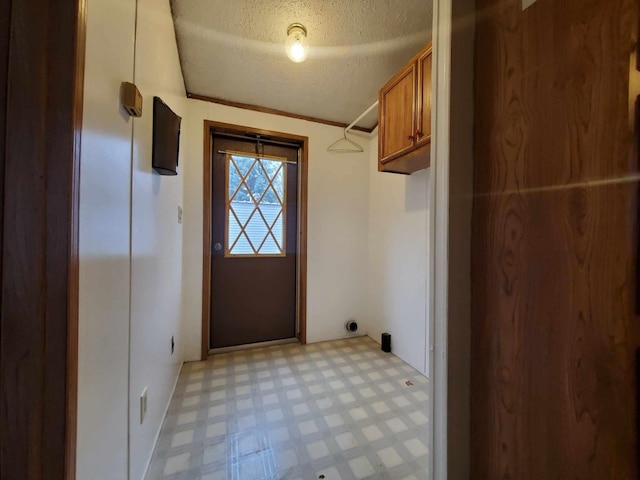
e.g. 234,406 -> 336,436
378,62 -> 417,163
416,47 -> 432,147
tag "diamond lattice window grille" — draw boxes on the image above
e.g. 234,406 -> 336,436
225,151 -> 287,257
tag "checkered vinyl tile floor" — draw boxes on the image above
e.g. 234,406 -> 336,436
146,336 -> 429,480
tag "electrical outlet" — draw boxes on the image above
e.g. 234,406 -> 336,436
178,206 -> 183,224
171,335 -> 175,355
140,387 -> 148,424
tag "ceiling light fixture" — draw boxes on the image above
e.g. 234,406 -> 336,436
286,23 -> 308,63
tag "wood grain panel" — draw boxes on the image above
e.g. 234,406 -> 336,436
417,47 -> 432,147
202,124 -> 213,360
0,0 -> 85,478
0,0 -> 8,319
297,144 -> 308,345
472,0 -> 640,478
377,142 -> 430,175
377,43 -> 431,174
378,64 -> 417,163
188,93 -> 375,133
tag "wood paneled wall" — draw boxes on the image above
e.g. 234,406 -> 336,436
472,0 -> 639,478
0,0 -> 8,304
0,1 -> 85,478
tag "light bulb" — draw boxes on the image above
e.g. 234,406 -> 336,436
288,40 -> 306,62
286,24 -> 308,63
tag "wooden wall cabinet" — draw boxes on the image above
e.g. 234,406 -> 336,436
378,43 -> 432,174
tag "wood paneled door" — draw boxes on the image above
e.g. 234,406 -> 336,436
473,0 -> 639,478
0,0 -> 85,478
378,62 -> 417,164
416,48 -> 432,148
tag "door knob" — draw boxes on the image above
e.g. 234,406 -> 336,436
214,242 -> 222,251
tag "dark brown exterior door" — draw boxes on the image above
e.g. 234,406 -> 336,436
210,136 -> 298,348
473,0 -> 639,478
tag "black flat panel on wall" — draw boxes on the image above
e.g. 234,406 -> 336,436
152,96 -> 181,176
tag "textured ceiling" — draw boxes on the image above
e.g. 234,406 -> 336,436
171,0 -> 432,130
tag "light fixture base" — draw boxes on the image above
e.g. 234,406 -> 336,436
287,23 -> 307,36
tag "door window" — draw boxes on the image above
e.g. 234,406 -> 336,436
225,151 -> 287,257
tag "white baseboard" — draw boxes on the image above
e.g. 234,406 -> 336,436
141,361 -> 183,480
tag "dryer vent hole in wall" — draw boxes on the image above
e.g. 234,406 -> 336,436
345,320 -> 358,333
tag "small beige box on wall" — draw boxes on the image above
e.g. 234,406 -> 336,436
122,81 -> 143,117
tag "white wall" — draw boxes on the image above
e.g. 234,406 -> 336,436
77,0 -> 136,478
77,0 -> 188,478
129,0 -> 188,479
367,131 -> 430,375
182,101 -> 371,360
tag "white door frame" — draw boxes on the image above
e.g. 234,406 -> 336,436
428,0 -> 475,478
428,0 -> 451,472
